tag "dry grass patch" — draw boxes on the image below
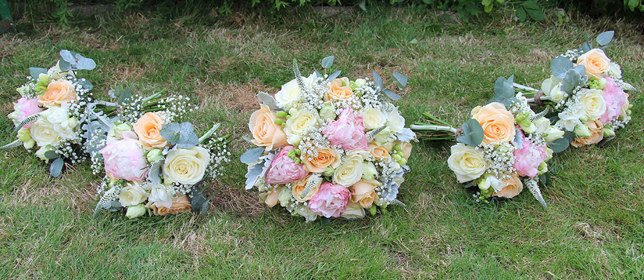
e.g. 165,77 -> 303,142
197,78 -> 269,113
208,182 -> 266,218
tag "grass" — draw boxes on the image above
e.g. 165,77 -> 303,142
1,6 -> 643,279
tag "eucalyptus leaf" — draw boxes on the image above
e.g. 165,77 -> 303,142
580,42 -> 592,53
551,56 -> 574,79
245,157 -> 268,190
456,119 -> 484,147
372,71 -> 383,91
49,158 -> 64,178
538,174 -> 547,187
44,150 -> 59,160
391,72 -> 408,90
58,59 -> 71,71
148,161 -> 162,184
321,56 -> 334,69
596,30 -> 614,46
29,67 -> 48,80
327,70 -> 341,81
77,79 -> 93,91
547,137 -> 570,153
560,69 -> 582,94
176,122 -> 199,148
59,50 -> 75,63
383,89 -> 401,101
490,76 -> 515,105
573,65 -> 586,77
257,92 -> 279,110
160,123 -> 181,145
190,185 -> 210,216
513,127 -> 523,150
59,49 -> 96,71
241,147 -> 265,164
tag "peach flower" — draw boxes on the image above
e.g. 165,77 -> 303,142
303,146 -> 340,173
577,48 -> 610,79
133,112 -> 168,150
471,102 -> 516,144
492,175 -> 523,199
291,176 -> 321,202
249,105 -> 288,151
326,78 -> 353,100
350,181 -> 378,208
38,80 -> 77,107
571,120 -> 604,147
147,194 -> 192,216
368,143 -> 390,160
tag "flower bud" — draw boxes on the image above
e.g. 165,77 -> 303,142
519,119 -> 535,134
362,161 -> 378,181
276,111 -> 288,118
274,119 -> 285,126
35,145 -> 54,162
125,204 -> 147,219
544,126 -> 565,142
278,187 -> 291,207
17,128 -> 32,143
354,78 -> 367,87
546,147 -> 553,160
598,78 -> 607,89
146,148 -> 163,163
603,127 -> 615,137
538,162 -> 548,175
113,123 -> 132,136
23,139 -> 36,149
68,117 -> 78,128
368,205 -> 377,216
574,124 -> 592,137
323,166 -> 335,177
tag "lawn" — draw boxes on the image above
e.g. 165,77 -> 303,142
0,6 -> 642,279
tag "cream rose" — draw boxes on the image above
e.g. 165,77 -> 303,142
38,79 -> 77,107
275,79 -> 302,109
303,146 -> 340,173
119,182 -> 148,207
249,104 -> 288,151
333,151 -> 366,186
285,109 -> 319,145
492,175 -> 524,199
577,48 -> 610,79
30,118 -> 61,147
163,147 -> 210,185
350,181 -> 378,208
447,143 -> 486,183
133,112 -> 168,150
579,89 -> 607,121
360,107 -> 386,130
385,109 -> 405,133
471,102 -> 515,144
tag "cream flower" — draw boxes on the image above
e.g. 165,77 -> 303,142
333,151 -> 367,187
360,107 -> 386,130
147,183 -> 175,209
447,143 -> 486,183
577,48 -> 610,78
579,89 -> 607,121
119,182 -> 148,207
385,109 -> 405,133
163,147 -> 211,185
275,74 -> 317,109
285,108 -> 319,145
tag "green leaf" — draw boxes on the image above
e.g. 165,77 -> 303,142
44,150 -> 59,160
515,7 -> 527,21
372,71 -> 383,90
547,137 -> 569,153
241,147 -> 265,164
321,56 -> 334,69
522,1 -> 544,21
49,158 -> 64,178
560,69 -> 583,94
456,119 -> 484,147
190,185 -> 210,216
391,72 -> 408,90
29,67 -> 47,80
358,0 -> 367,11
327,70 -> 341,81
383,89 -> 401,101
596,31 -> 614,46
160,122 -> 200,148
490,76 -> 515,106
551,56 -> 574,79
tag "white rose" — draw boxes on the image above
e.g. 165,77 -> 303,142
275,74 -> 317,110
295,205 -> 318,222
447,143 -> 486,183
119,182 -> 149,207
30,117 -> 61,146
385,109 -> 405,133
285,108 -> 319,145
163,146 -> 211,185
608,62 -> 622,79
360,107 -> 386,130
333,151 -> 367,186
340,202 -> 366,219
147,183 -> 175,209
556,112 -> 583,132
579,89 -> 607,121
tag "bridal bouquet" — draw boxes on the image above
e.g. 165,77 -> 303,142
90,89 -> 230,218
242,57 -> 415,222
2,50 -> 96,177
513,31 -> 635,148
413,77 -> 567,207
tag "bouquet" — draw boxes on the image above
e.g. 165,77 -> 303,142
412,77 -> 568,207
513,31 -> 635,148
89,89 -> 231,218
242,57 -> 415,222
2,50 -> 96,177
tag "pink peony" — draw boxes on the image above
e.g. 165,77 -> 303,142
322,107 -> 368,151
264,145 -> 308,184
599,77 -> 627,124
513,132 -> 548,178
13,98 -> 43,128
100,131 -> 149,181
308,182 -> 351,218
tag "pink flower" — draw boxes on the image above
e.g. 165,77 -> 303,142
264,145 -> 308,184
322,107 -> 368,151
308,182 -> 351,218
599,77 -> 627,124
13,98 -> 43,128
100,131 -> 149,181
513,132 -> 548,178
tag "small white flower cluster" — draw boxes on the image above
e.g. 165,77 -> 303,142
481,143 -> 516,181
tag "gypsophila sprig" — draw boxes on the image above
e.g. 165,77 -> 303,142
241,56 -> 415,222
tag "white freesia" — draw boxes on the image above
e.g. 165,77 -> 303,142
275,74 -> 317,110
541,76 -> 565,103
360,107 -> 386,130
533,117 -> 550,135
163,146 -> 211,185
556,112 -> 583,131
544,126 -> 565,142
579,89 -> 607,121
119,182 -> 149,207
285,108 -> 319,145
385,109 -> 405,133
447,143 -> 486,183
333,151 -> 366,186
477,173 -> 503,192
147,183 -> 175,209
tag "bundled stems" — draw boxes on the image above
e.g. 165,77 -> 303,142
411,112 -> 459,141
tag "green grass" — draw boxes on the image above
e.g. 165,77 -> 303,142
1,6 -> 643,279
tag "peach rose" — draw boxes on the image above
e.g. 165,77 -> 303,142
291,176 -> 321,202
327,78 -> 353,100
577,48 -> 610,79
471,102 -> 516,144
133,112 -> 168,150
571,120 -> 604,147
303,146 -> 340,173
368,143 -> 390,159
38,80 -> 77,107
401,142 -> 412,161
147,194 -> 192,216
350,181 -> 378,208
492,175 -> 523,199
249,105 -> 288,151
261,186 -> 282,208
